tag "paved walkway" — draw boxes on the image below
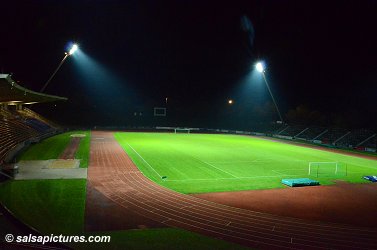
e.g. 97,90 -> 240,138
15,160 -> 86,180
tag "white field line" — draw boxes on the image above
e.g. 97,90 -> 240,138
200,160 -> 238,178
126,143 -> 162,178
207,159 -> 308,164
271,170 -> 285,175
206,159 -> 266,164
347,171 -> 374,174
165,174 -> 301,182
271,169 -> 305,175
352,163 -> 377,170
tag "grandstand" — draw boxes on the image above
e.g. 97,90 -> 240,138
265,124 -> 376,152
295,126 -> 327,141
0,74 -> 66,167
277,124 -> 307,138
334,129 -> 376,148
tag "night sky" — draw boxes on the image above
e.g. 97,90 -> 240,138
1,1 -> 376,129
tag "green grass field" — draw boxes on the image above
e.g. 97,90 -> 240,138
19,131 -> 91,168
115,132 -> 377,194
0,179 -> 86,234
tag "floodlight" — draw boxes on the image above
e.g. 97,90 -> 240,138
256,62 -> 264,73
69,44 -> 78,55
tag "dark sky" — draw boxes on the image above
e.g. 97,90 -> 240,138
1,0 -> 376,129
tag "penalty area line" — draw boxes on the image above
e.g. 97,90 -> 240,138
272,169 -> 305,175
201,160 -> 238,178
126,143 -> 162,179
165,174 -> 301,182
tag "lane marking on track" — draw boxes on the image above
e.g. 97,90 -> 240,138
125,142 -> 162,178
162,218 -> 171,223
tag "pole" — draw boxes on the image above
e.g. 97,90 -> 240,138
261,72 -> 284,123
40,53 -> 69,93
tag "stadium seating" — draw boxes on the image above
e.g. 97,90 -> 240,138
251,122 -> 287,135
0,108 -> 59,165
359,135 -> 377,149
277,124 -> 307,137
295,126 -> 327,141
335,129 -> 376,148
316,127 -> 349,145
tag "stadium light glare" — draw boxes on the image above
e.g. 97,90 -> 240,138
256,62 -> 264,73
69,44 -> 78,55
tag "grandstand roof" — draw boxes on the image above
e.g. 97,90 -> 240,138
0,74 -> 67,105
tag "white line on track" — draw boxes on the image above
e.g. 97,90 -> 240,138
126,142 -> 162,178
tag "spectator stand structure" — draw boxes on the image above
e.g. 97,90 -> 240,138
265,124 -> 377,153
0,74 -> 67,172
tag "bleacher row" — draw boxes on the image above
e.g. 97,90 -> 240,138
0,107 -> 59,165
261,124 -> 377,151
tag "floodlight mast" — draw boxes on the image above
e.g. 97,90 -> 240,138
40,44 -> 78,93
256,62 -> 284,123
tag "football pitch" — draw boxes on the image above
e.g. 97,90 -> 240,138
115,132 -> 377,194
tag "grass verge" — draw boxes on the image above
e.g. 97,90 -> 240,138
0,179 -> 86,234
18,130 -> 90,168
71,229 -> 247,250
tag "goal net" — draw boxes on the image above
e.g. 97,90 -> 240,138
308,162 -> 347,177
174,128 -> 191,134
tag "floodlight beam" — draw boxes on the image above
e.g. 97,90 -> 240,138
261,72 -> 283,122
256,61 -> 284,123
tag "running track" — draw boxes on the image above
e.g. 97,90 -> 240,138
87,131 -> 377,249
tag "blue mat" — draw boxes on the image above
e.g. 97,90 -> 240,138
282,178 -> 320,187
363,176 -> 377,182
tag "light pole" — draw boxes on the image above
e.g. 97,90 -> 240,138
256,62 -> 284,123
40,44 -> 78,92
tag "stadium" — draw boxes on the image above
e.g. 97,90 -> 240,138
1,1 -> 377,250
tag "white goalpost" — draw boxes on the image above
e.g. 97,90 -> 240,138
308,162 -> 347,177
174,128 -> 191,134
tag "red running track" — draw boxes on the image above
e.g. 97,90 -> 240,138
87,131 -> 377,249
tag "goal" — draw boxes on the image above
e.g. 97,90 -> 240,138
174,128 -> 191,134
308,162 -> 347,177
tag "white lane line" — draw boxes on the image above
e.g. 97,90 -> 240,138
126,143 -> 162,178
